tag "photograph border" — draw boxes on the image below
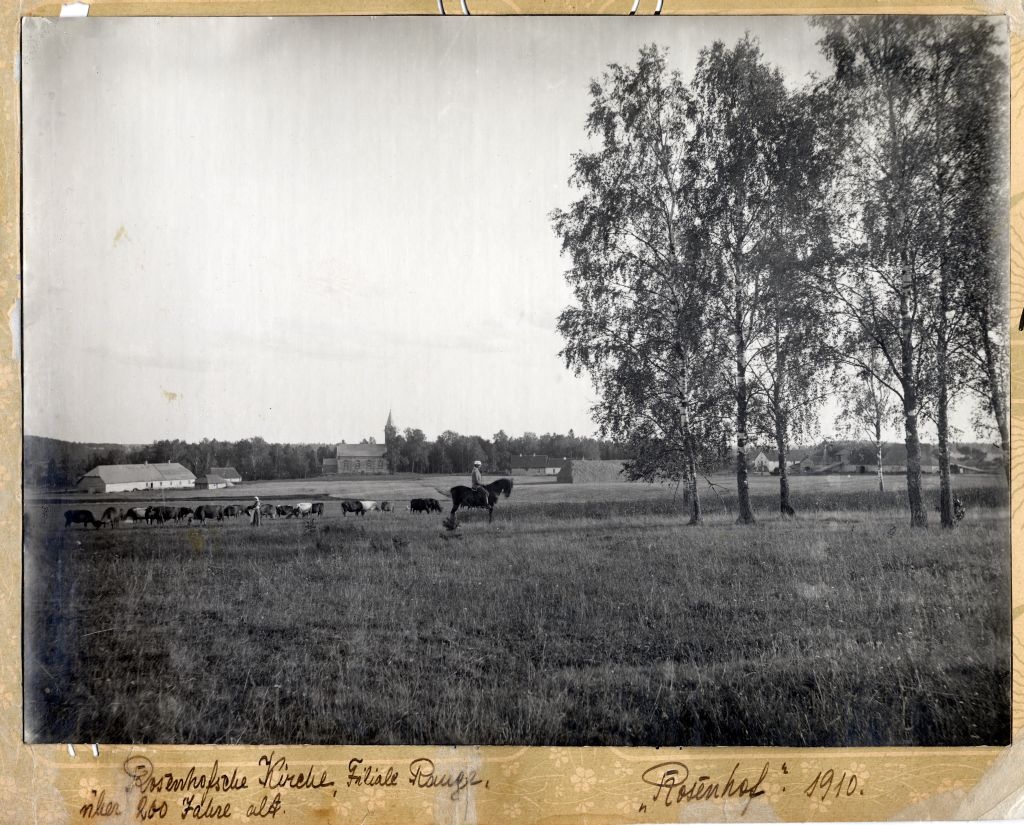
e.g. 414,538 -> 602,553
2,1 -> 1022,821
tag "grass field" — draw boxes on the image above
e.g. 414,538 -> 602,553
24,475 -> 1011,746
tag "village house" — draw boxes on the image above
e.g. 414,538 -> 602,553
510,455 -> 564,476
209,466 -> 242,484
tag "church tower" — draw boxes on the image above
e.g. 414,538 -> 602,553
384,409 -> 398,474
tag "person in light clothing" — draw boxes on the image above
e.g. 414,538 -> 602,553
251,496 -> 261,526
470,460 -> 486,502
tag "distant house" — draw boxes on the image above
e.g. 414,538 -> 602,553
322,442 -> 388,474
209,466 -> 242,484
510,455 -> 563,476
76,462 -> 196,493
195,474 -> 228,490
751,450 -> 779,474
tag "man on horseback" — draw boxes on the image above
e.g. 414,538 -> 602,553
470,460 -> 487,504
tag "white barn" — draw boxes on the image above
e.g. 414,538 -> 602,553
75,462 -> 196,493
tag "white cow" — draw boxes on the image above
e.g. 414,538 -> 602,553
359,500 -> 380,513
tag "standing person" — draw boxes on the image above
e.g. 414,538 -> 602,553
251,496 -> 261,526
470,460 -> 487,503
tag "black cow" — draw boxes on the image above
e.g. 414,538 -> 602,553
193,505 -> 224,525
380,501 -> 393,512
245,503 -> 276,520
277,504 -> 298,518
175,506 -> 194,523
311,502 -> 324,517
410,498 -> 442,514
120,507 -> 148,524
149,503 -> 175,524
65,509 -> 101,529
340,499 -> 365,516
99,507 -> 120,528
223,505 -> 243,518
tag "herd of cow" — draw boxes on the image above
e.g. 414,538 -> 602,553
62,496 -> 446,529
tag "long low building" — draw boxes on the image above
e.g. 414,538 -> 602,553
76,462 -> 196,493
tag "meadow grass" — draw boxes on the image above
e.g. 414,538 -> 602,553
24,484 -> 1011,746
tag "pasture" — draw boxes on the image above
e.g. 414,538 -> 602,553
24,474 -> 1011,746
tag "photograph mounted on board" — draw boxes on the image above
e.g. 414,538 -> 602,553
20,15 -> 1011,746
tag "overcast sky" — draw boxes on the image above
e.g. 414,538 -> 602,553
21,16 -> 994,445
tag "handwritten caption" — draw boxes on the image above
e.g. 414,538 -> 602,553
76,754 -> 867,821
639,760 -> 867,815
78,753 -> 487,820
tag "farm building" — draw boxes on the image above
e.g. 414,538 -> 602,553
209,466 -> 242,484
557,459 -> 629,483
195,474 -> 229,490
75,462 -> 196,493
322,442 -> 388,474
510,455 -> 564,476
752,450 -> 780,474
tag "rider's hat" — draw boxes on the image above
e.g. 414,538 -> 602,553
474,460 -> 482,466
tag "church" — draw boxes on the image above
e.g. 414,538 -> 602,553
321,414 -> 390,474
322,442 -> 387,474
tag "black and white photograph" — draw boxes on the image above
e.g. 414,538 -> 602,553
21,15 -> 1011,746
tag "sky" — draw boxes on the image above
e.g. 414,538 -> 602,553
21,16 -> 995,445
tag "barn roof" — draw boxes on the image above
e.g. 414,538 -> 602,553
210,466 -> 241,479
510,454 -> 555,469
335,443 -> 387,458
154,462 -> 197,481
196,474 -> 227,485
79,462 -> 195,484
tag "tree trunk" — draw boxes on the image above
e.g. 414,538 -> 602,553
686,448 -> 702,525
733,272 -> 755,525
936,264 -> 954,529
899,263 -> 928,528
875,429 -> 884,494
979,306 -> 1010,485
680,371 -> 702,525
775,429 -> 791,517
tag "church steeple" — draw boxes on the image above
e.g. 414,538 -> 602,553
384,410 -> 397,474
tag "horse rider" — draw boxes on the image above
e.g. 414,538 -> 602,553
471,460 -> 487,502
251,496 -> 261,526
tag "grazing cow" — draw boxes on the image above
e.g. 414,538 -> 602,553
340,499 -> 365,516
311,502 -> 324,517
380,501 -> 393,512
410,498 -> 442,514
120,507 -> 149,525
294,502 -> 314,517
155,506 -> 176,523
193,505 -> 224,525
64,509 -> 101,529
276,504 -> 297,518
99,507 -> 120,528
359,500 -> 380,513
246,503 -> 276,520
175,506 -> 193,523
145,506 -> 164,525
223,505 -> 243,518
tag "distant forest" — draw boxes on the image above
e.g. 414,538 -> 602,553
24,429 -> 631,489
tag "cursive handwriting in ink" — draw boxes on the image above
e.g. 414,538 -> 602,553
123,757 -> 248,795
78,788 -> 122,818
347,758 -> 400,788
642,761 -> 769,814
408,758 -> 486,801
257,752 -> 335,791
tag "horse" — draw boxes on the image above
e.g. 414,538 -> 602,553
448,478 -> 513,523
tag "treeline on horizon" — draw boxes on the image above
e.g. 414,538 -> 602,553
23,429 -> 632,489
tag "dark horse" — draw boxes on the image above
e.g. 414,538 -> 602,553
448,478 -> 514,523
